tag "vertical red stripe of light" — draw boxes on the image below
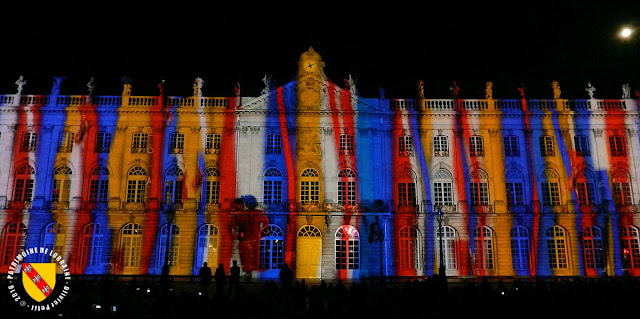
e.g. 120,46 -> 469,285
522,100 -> 538,276
276,88 -> 296,266
453,100 -> 470,276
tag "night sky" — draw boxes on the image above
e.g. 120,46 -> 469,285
1,0 -> 638,100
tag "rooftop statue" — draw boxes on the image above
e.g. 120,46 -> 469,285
551,81 -> 561,99
234,82 -> 241,97
193,77 -> 204,96
622,83 -> 631,99
158,79 -> 165,96
517,84 -> 526,99
87,77 -> 96,96
485,81 -> 493,99
416,80 -> 425,99
585,82 -> 596,99
450,81 -> 460,99
261,74 -> 273,95
121,76 -> 132,96
15,75 -> 26,95
51,77 -> 64,95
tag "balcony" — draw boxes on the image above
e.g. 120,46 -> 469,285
507,205 -> 529,214
161,202 -> 183,211
7,200 -> 32,209
83,201 -> 108,210
396,204 -> 420,213
123,202 -> 146,210
578,204 -> 599,214
542,204 -> 566,214
131,147 -> 148,154
434,204 -> 457,214
203,202 -> 221,212
434,150 -> 449,157
170,148 -> 183,154
615,204 -> 639,213
399,150 -> 413,157
48,201 -> 70,210
204,148 -> 220,155
471,205 -> 492,214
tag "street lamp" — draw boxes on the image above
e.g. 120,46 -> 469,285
435,205 -> 446,277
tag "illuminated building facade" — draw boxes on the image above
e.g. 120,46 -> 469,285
0,48 -> 639,280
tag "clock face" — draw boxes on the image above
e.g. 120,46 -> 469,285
303,59 -> 317,72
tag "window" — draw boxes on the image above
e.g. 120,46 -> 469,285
169,133 -> 184,154
582,226 -> 605,271
397,169 -> 417,206
503,135 -> 520,157
434,135 -> 449,157
609,135 -> 626,157
156,224 -> 180,268
300,168 -> 320,203
575,170 -> 596,207
505,169 -> 525,207
126,166 -> 147,203
89,167 -> 109,202
510,226 -> 530,271
470,170 -> 489,207
263,168 -> 283,204
546,226 -> 569,269
205,133 -> 221,154
196,224 -> 219,270
21,131 -> 37,152
79,223 -> 103,268
335,225 -> 359,270
340,134 -> 354,154
120,223 -> 143,268
13,165 -> 35,203
473,226 -> 495,270
1,223 -> 27,266
163,167 -> 184,204
399,226 -> 421,271
621,226 -> 640,271
41,223 -> 65,262
259,225 -> 285,270
440,225 -> 458,270
432,169 -> 453,207
58,131 -> 74,153
398,135 -> 413,157
52,165 -> 72,203
574,135 -> 590,157
612,170 -> 632,206
131,132 -> 149,153
337,168 -> 356,205
266,133 -> 281,154
469,135 -> 484,157
541,170 -> 561,206
540,135 -> 555,157
95,132 -> 112,153
203,167 -> 220,204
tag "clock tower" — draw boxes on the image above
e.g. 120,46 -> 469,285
297,47 -> 324,111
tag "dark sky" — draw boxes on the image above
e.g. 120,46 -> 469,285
1,0 -> 639,100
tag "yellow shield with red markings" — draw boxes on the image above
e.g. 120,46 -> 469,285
22,263 -> 56,302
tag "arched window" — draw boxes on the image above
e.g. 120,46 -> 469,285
505,169 -> 525,207
432,169 -> 453,207
582,226 -> 605,271
259,225 -> 285,270
541,169 -> 561,206
510,226 -> 530,271
41,223 -> 65,262
397,169 -> 416,206
89,166 -> 109,202
1,222 -> 27,265
473,226 -> 495,270
13,165 -> 35,203
120,223 -> 143,268
575,170 -> 596,207
157,224 -> 180,268
337,168 -> 357,205
196,224 -> 219,269
399,226 -> 421,271
470,169 -> 489,207
52,165 -> 73,203
263,168 -> 283,204
621,226 -> 640,270
335,225 -> 359,270
203,167 -> 220,204
79,223 -> 103,268
164,167 -> 184,204
439,225 -> 458,270
612,170 -> 633,206
300,168 -> 319,203
546,225 -> 569,269
126,167 -> 147,203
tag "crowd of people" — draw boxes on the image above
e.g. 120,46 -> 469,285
2,266 -> 640,318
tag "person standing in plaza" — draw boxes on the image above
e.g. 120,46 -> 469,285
214,263 -> 227,296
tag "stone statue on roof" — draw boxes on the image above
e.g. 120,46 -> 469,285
450,81 -> 460,99
51,77 -> 64,96
158,79 -> 165,96
622,83 -> 631,99
416,80 -> 425,99
517,84 -> 525,99
551,81 -> 561,99
15,75 -> 26,95
261,74 -> 274,95
585,82 -> 595,99
193,77 -> 204,96
347,74 -> 357,97
121,76 -> 132,96
87,77 -> 96,96
485,81 -> 493,99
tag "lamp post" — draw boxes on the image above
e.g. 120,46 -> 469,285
435,205 -> 446,277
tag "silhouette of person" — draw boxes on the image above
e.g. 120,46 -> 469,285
199,262 -> 212,297
229,260 -> 241,289
214,263 -> 227,295
279,263 -> 293,289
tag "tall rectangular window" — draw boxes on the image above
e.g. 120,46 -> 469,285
397,182 -> 416,205
204,181 -> 220,203
503,135 -> 520,157
609,136 -> 626,156
469,135 -> 484,157
89,180 -> 109,202
95,132 -> 112,153
433,182 -> 453,206
131,133 -> 149,153
126,180 -> 146,203
540,135 -> 555,157
300,181 -> 319,203
340,134 -> 354,154
470,182 -> 489,206
434,135 -> 449,157
169,133 -> 184,154
263,180 -> 282,204
338,181 -> 356,205
505,182 -> 525,206
266,133 -> 281,154
58,131 -> 74,153
13,179 -> 34,202
399,135 -> 413,157
541,182 -> 560,206
52,180 -> 71,203
164,180 -> 184,203
613,182 -> 632,206
205,133 -> 221,154
575,182 -> 595,206
21,132 -> 37,152
574,135 -> 590,157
